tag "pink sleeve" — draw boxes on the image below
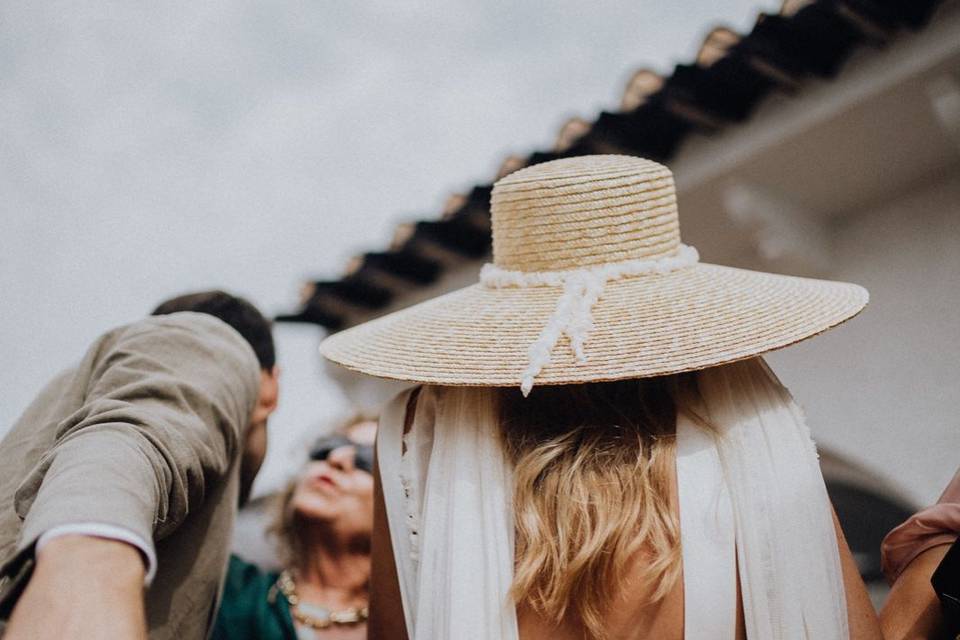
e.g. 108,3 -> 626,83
881,468 -> 960,584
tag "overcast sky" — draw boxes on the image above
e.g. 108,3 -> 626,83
1,0 -> 767,493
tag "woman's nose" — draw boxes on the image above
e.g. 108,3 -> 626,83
325,445 -> 357,472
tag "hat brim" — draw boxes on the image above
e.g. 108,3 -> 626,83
319,263 -> 868,388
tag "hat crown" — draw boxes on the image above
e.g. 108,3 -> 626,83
491,155 -> 681,272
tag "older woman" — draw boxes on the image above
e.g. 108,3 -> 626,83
214,417 -> 376,640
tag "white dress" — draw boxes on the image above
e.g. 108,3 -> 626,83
377,358 -> 848,640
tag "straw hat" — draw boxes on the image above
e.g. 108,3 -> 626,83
321,155 -> 867,395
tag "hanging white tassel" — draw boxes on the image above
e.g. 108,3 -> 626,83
480,244 -> 700,395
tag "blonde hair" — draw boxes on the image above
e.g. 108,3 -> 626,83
499,375 -> 693,639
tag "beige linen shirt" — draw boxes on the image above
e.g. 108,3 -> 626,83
0,312 -> 260,639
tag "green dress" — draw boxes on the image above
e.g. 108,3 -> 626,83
212,555 -> 296,640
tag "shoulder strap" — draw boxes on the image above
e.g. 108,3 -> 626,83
676,413 -> 737,640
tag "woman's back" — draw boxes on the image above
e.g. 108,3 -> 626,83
514,452 -> 747,640
516,534 -> 747,640
370,365 -> 880,640
500,377 -> 689,639
504,378 -> 747,640
375,380 -> 745,640
516,554 -> 690,639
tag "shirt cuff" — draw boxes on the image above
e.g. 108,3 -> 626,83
35,523 -> 157,585
881,501 -> 960,584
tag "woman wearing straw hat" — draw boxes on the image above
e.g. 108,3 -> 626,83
320,155 -> 881,639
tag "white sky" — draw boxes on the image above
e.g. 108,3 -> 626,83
1,0 -> 767,494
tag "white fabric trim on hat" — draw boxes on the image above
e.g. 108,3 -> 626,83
480,244 -> 700,395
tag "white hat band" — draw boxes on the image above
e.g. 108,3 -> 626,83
480,244 -> 700,395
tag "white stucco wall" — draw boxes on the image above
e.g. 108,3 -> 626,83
767,169 -> 960,507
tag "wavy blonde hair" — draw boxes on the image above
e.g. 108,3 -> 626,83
499,374 -> 694,638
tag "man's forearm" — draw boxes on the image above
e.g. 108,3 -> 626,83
4,535 -> 148,640
880,542 -> 951,640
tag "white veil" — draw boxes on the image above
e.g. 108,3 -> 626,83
377,357 -> 848,639
697,358 -> 848,639
379,385 -> 518,640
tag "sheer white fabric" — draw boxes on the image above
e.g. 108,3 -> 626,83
676,412 -> 737,638
378,386 -> 518,640
697,358 -> 848,639
377,357 -> 848,639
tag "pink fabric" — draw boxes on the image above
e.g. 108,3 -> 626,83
882,467 -> 960,583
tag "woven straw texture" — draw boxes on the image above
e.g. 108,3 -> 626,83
321,155 -> 868,388
493,155 -> 679,271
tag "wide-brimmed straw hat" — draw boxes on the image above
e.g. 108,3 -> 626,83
321,155 -> 867,395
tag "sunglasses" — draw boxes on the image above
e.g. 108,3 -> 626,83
308,435 -> 374,475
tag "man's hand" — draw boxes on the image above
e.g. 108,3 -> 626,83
4,535 -> 148,639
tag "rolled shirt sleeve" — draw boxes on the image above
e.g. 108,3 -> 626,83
36,523 -> 157,584
882,467 -> 960,583
12,313 -> 260,569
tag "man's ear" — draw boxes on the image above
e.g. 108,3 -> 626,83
257,366 -> 280,414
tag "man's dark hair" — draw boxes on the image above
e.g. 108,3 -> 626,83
152,290 -> 276,370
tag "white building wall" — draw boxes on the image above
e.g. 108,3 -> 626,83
767,169 -> 960,507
